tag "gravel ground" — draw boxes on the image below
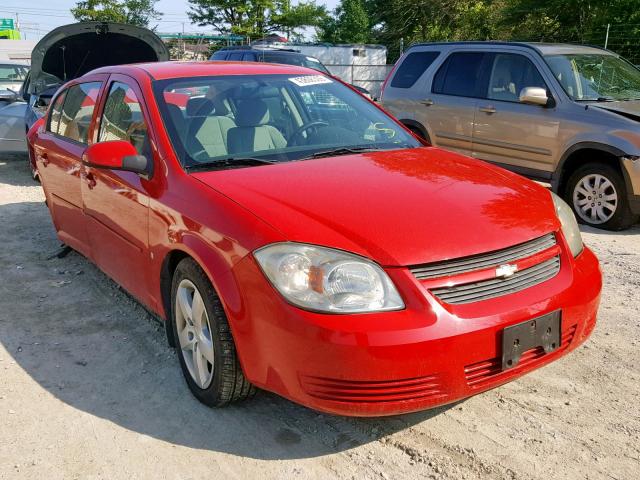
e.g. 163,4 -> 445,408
0,153 -> 638,480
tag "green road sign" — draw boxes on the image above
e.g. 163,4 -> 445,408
0,19 -> 15,30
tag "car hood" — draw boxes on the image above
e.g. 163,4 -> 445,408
192,148 -> 559,266
591,100 -> 640,121
28,22 -> 169,95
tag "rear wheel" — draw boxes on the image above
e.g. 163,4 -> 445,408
564,163 -> 637,230
171,258 -> 255,407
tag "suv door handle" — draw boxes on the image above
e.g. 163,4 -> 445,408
420,98 -> 434,106
479,105 -> 496,114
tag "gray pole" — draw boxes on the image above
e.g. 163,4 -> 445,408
604,23 -> 610,49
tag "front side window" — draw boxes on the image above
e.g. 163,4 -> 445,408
47,91 -> 67,134
487,54 -> 547,102
58,82 -> 102,144
545,53 -> 640,101
391,51 -> 440,89
432,52 -> 485,97
156,74 -> 420,170
99,82 -> 150,157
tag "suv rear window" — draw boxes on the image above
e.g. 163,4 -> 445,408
432,52 -> 485,97
391,51 -> 440,88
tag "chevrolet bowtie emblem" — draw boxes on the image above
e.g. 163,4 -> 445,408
496,264 -> 518,279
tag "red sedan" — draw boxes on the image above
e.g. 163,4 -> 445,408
28,61 -> 601,416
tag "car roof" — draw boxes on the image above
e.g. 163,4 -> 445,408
0,60 -> 29,66
88,60 -> 320,81
218,48 -> 303,55
409,41 -> 616,57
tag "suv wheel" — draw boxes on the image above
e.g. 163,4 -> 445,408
171,258 -> 255,407
565,163 -> 638,230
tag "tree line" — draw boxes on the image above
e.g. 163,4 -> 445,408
71,0 -> 640,63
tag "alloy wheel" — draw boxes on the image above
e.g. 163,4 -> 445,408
572,173 -> 618,224
175,279 -> 215,389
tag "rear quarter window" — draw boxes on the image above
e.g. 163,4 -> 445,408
391,51 -> 440,88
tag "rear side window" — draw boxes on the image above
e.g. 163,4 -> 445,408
47,91 -> 67,134
432,52 -> 485,97
391,51 -> 440,88
57,82 -> 102,144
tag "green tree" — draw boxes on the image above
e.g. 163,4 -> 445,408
71,0 -> 161,27
187,0 -> 325,38
318,0 -> 369,43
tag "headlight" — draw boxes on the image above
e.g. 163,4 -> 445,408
254,243 -> 404,313
551,192 -> 583,257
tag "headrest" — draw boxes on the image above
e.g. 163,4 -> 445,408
235,99 -> 270,127
186,97 -> 214,117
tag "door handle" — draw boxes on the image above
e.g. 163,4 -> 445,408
84,172 -> 97,190
40,152 -> 49,167
420,98 -> 434,106
479,105 -> 496,114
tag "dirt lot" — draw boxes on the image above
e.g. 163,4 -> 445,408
0,153 -> 638,480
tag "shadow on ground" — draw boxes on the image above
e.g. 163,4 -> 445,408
0,156 -> 452,460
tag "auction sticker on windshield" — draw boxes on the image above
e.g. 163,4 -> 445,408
289,75 -> 333,87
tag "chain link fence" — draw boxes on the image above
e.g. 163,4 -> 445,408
324,64 -> 394,99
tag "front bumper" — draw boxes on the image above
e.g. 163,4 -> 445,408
227,245 -> 601,417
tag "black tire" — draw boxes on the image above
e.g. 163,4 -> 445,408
564,162 -> 638,231
170,258 -> 255,407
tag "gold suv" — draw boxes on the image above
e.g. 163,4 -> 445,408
381,42 -> 640,230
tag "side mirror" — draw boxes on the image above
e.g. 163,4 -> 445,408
519,87 -> 550,107
0,89 -> 19,103
82,141 -> 152,179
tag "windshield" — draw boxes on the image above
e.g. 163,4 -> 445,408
544,53 -> 640,101
260,53 -> 330,74
0,64 -> 29,83
155,74 -> 419,170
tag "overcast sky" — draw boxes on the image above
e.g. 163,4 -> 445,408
0,0 -> 340,41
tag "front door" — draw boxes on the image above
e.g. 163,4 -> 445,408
472,52 -> 561,177
81,75 -> 153,306
33,79 -> 104,256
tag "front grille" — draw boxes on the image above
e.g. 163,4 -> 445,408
300,374 -> 445,403
430,256 -> 560,305
464,325 -> 577,389
410,233 -> 556,280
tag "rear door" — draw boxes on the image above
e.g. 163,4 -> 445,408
81,75 -> 153,305
472,52 -> 561,176
427,51 -> 488,156
33,76 -> 106,256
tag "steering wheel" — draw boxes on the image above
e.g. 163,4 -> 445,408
289,121 -> 329,145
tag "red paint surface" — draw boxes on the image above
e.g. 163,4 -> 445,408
29,62 -> 602,416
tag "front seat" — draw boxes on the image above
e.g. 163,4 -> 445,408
185,97 -> 236,158
227,99 -> 287,155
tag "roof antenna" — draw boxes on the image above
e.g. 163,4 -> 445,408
60,45 -> 67,81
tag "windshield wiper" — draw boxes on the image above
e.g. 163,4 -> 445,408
301,146 -> 384,160
186,157 -> 276,172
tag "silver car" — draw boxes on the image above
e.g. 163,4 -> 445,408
381,42 -> 640,230
0,61 -> 30,153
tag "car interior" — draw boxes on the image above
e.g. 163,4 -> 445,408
161,78 -> 397,164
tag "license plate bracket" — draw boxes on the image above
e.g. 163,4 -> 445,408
502,310 -> 561,370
